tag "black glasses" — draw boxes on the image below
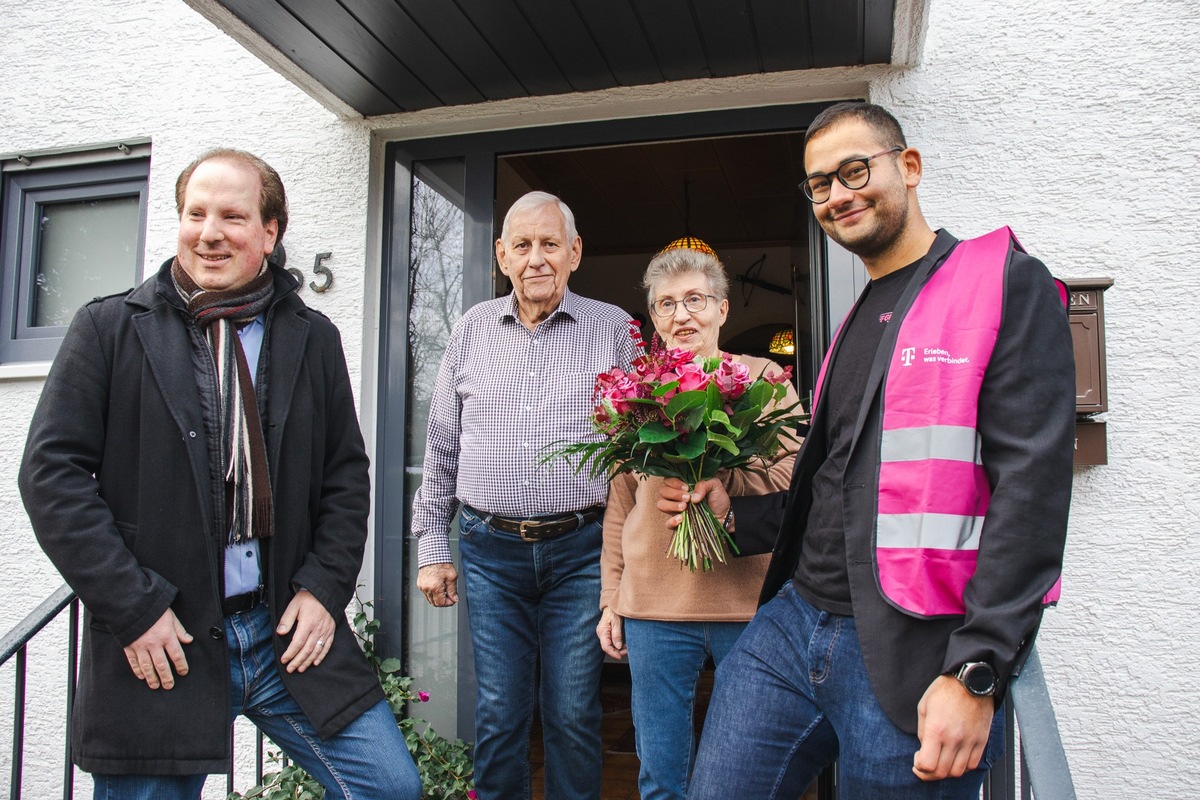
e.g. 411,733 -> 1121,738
801,146 -> 904,204
651,293 -> 718,318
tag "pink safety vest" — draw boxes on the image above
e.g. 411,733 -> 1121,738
815,228 -> 1064,617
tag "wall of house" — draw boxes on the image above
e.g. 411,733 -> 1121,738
0,1 -> 371,796
2,0 -> 1197,798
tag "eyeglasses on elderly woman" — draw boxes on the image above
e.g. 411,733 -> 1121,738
650,293 -> 719,318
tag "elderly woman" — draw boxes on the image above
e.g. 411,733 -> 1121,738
596,244 -> 801,800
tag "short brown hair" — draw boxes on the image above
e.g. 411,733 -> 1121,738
175,148 -> 289,242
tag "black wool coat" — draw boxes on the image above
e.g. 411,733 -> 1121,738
19,260 -> 382,775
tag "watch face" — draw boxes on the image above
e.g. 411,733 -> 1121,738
963,663 -> 997,695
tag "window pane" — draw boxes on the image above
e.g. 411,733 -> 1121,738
34,195 -> 140,327
404,159 -> 465,737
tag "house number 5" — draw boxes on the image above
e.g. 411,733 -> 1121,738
286,252 -> 334,293
310,252 -> 334,293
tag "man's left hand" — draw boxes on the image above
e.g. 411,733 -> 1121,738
913,675 -> 995,781
277,589 -> 335,674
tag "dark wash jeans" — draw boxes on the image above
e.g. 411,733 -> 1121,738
92,603 -> 421,800
458,506 -> 604,800
687,582 -> 1004,800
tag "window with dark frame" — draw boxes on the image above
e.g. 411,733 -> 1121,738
0,144 -> 149,363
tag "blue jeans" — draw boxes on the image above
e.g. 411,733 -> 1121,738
93,604 -> 421,800
458,506 -> 605,800
624,618 -> 747,800
687,583 -> 1004,800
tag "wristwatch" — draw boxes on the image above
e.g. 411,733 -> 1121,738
953,662 -> 998,697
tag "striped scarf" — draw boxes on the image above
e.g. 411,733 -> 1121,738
172,258 -> 275,544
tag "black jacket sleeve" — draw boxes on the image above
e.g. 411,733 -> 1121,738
729,491 -> 787,556
18,304 -> 176,645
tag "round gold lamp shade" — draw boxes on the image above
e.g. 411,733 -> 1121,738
659,236 -> 717,257
768,328 -> 795,356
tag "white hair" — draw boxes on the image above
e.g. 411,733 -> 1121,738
500,191 -> 578,243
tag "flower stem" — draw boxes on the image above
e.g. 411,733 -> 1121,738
666,487 -> 740,572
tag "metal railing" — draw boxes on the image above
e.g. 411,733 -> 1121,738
1,584 -> 271,799
987,646 -> 1078,800
1,583 -> 78,800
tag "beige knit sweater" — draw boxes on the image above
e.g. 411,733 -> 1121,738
599,354 -> 802,622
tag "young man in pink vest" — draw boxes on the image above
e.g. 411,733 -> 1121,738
660,102 -> 1075,798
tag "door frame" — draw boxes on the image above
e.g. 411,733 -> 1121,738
375,100 -> 853,735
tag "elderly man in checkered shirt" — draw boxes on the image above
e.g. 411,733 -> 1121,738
411,191 -> 638,800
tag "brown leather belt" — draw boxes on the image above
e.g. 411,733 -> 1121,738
465,505 -> 604,542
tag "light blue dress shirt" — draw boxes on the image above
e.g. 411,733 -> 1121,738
224,315 -> 264,597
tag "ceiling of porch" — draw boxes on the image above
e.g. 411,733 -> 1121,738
209,0 -> 896,117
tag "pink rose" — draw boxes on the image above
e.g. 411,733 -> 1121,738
674,361 -> 711,392
468,791 -> 478,799
418,691 -> 430,703
713,357 -> 751,399
593,369 -> 642,424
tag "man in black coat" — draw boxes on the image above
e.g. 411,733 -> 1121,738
659,103 -> 1075,799
20,149 -> 421,799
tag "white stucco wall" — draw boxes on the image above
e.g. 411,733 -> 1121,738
3,0 -> 1197,798
0,1 -> 370,797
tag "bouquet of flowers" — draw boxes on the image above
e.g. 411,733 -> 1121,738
547,324 -> 804,571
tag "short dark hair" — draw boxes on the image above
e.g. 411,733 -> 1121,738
804,101 -> 907,156
175,148 -> 289,242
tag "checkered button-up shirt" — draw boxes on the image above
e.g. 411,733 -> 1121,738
412,289 -> 639,567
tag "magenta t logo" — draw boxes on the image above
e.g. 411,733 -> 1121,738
900,347 -> 916,366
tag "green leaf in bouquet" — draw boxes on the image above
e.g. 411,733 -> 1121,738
728,407 -> 760,432
708,432 -> 740,456
674,429 -> 708,460
652,380 -> 681,397
743,380 -> 773,409
705,381 -> 723,412
665,389 -> 707,420
679,405 -> 705,433
638,421 -> 681,444
706,408 -> 743,438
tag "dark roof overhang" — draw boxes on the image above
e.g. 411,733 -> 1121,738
199,0 -> 896,117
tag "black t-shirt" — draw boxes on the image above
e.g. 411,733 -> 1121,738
793,261 -> 919,614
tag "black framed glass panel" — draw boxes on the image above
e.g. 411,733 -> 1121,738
401,159 -> 467,735
0,157 -> 148,362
